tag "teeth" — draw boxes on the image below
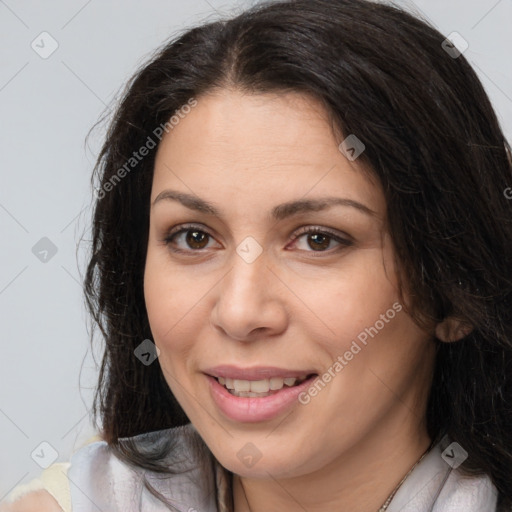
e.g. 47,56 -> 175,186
248,379 -> 270,392
216,375 -> 310,394
233,379 -> 251,392
270,377 -> 285,390
232,391 -> 273,398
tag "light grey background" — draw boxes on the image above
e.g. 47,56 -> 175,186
1,0 -> 511,500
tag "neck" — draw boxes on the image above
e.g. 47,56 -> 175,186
232,423 -> 432,512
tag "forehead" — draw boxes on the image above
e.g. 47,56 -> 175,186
151,88 -> 385,217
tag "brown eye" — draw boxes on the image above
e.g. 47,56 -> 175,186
307,232 -> 331,251
163,224 -> 219,253
185,230 -> 209,249
290,226 -> 353,254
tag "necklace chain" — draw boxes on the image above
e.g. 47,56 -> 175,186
238,445 -> 431,512
376,448 -> 430,511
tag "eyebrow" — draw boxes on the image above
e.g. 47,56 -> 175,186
152,189 -> 376,220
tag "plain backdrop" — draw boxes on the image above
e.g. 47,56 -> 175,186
1,0 -> 511,500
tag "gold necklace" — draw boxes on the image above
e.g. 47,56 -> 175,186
377,447 -> 431,511
238,444 -> 432,512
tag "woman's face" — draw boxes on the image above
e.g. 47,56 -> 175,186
144,89 -> 436,478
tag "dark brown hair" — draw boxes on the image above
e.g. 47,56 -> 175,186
85,0 -> 512,505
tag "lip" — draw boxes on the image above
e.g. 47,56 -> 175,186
203,365 -> 317,380
206,372 -> 318,423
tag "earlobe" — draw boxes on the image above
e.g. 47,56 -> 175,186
435,317 -> 473,342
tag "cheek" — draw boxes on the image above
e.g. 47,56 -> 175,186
289,246 -> 400,350
143,247 -> 192,370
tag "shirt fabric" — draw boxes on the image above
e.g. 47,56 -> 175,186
5,422 -> 501,511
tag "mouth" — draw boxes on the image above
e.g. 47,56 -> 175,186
205,370 -> 319,422
213,374 -> 316,398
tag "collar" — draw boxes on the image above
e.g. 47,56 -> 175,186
67,423 -> 498,512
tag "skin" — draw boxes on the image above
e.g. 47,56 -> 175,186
143,88 -> 439,512
0,490 -> 63,511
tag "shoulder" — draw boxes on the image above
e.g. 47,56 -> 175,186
388,437 -> 499,512
437,470 -> 499,511
68,423 -> 221,511
0,490 -> 63,512
1,461 -> 71,512
2,424 -> 222,512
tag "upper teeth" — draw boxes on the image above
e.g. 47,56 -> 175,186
217,376 -> 307,393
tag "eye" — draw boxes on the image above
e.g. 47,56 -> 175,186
163,224 -> 219,253
288,226 -> 352,254
163,224 -> 352,256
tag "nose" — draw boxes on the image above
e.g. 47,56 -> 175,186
210,245 -> 288,342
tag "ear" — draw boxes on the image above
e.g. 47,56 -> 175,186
435,317 -> 473,342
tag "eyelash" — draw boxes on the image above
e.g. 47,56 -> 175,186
162,223 -> 353,256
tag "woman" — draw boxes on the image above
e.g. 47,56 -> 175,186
4,0 -> 511,510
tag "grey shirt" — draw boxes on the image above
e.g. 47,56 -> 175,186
66,423 -> 498,512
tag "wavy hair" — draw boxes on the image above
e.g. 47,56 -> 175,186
84,0 -> 512,506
